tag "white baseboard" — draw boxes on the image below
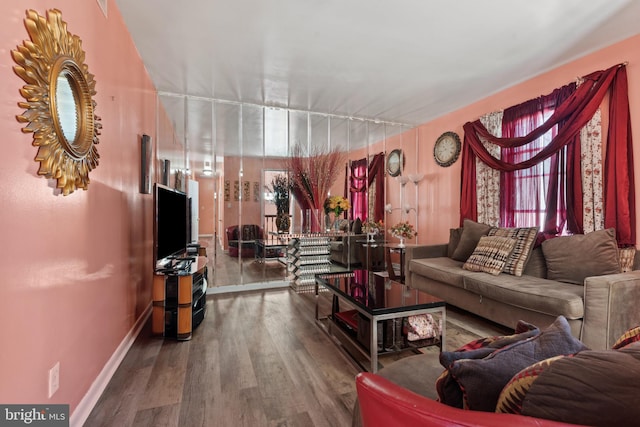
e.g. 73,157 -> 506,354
70,303 -> 152,427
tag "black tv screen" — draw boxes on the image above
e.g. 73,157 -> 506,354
154,183 -> 189,264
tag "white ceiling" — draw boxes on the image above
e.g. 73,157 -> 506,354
115,0 -> 640,169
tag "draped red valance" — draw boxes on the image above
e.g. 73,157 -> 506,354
461,64 -> 635,246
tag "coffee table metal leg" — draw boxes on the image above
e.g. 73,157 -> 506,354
371,318 -> 378,373
441,307 -> 447,351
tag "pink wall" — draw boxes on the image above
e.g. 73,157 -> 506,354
0,0 -> 167,416
408,33 -> 639,246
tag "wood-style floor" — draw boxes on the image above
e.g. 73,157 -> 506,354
85,289 -> 509,427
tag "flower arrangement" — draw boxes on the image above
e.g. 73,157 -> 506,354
362,219 -> 384,234
324,195 -> 350,216
389,221 -> 417,239
283,145 -> 345,232
265,174 -> 290,214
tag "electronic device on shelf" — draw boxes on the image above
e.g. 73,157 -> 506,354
153,183 -> 192,267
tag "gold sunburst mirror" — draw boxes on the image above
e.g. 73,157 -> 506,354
12,9 -> 101,195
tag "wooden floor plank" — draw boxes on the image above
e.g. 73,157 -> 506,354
86,287 -> 509,427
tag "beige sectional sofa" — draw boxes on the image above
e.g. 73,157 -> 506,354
405,221 -> 640,350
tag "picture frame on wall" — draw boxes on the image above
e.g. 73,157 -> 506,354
224,180 -> 230,201
253,182 -> 260,202
243,181 -> 250,201
234,180 -> 240,201
139,134 -> 152,194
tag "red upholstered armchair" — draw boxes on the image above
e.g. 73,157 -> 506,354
225,224 -> 264,257
355,373 -> 583,427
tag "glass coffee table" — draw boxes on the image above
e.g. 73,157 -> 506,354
315,269 -> 446,373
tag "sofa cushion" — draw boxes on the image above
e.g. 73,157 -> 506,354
522,246 -> 547,278
451,219 -> 492,262
440,316 -> 587,412
541,228 -> 620,284
462,236 -> 516,275
437,321 -> 540,409
463,273 -> 584,319
329,241 -> 343,251
518,346 -> 640,426
447,227 -> 463,258
351,217 -> 363,234
488,226 -> 538,276
409,257 -> 472,289
495,355 -> 565,415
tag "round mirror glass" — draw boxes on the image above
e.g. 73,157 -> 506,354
55,72 -> 79,143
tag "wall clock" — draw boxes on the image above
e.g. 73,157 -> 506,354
386,149 -> 404,177
433,131 -> 461,167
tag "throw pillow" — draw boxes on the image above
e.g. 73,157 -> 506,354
619,247 -> 636,272
351,217 -> 362,234
447,227 -> 463,258
517,347 -> 640,426
488,226 -> 538,276
436,321 -> 540,409
541,228 -> 620,285
440,316 -> 588,412
495,355 -> 566,414
451,219 -> 493,262
612,326 -> 640,349
522,246 -> 547,278
462,236 -> 517,275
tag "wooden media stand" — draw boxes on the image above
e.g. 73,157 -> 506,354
152,256 -> 208,340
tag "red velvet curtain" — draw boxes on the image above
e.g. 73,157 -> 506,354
350,153 -> 385,222
350,158 -> 367,221
500,83 -> 576,235
460,64 -> 635,246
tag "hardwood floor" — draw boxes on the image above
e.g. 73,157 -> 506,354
85,288 -> 510,427
203,236 -> 289,288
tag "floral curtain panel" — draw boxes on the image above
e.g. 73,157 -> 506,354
476,111 -> 502,227
581,109 -> 604,233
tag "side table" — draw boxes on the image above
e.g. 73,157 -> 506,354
356,240 -> 385,271
384,243 -> 417,284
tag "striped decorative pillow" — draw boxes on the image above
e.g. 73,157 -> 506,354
463,236 -> 517,275
488,227 -> 538,276
496,355 -> 566,414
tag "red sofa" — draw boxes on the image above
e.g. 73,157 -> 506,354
225,224 -> 263,257
355,373 -> 584,427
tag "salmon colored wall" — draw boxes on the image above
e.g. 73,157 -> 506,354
0,0 -> 167,418
409,34 -> 639,246
197,176 -> 216,235
222,156 -> 286,247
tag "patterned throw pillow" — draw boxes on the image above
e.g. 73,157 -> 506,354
612,326 -> 640,349
488,227 -> 538,276
619,247 -> 636,273
495,355 -> 566,414
462,236 -> 517,275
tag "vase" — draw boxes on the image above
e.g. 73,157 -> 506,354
367,231 -> 377,243
304,208 -> 323,233
333,216 -> 342,231
392,232 -> 406,248
276,213 -> 290,233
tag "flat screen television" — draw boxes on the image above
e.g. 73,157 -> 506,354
154,183 -> 189,265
